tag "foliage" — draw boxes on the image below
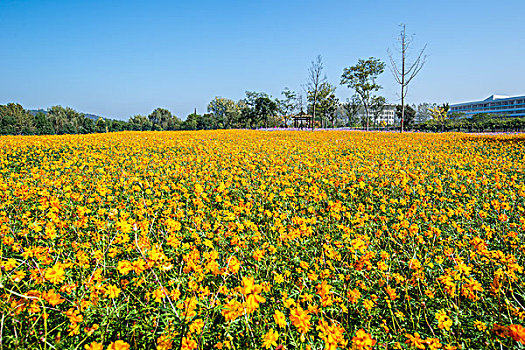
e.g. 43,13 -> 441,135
207,97 -> 241,129
370,96 -> 387,127
429,104 -> 450,132
278,88 -> 298,127
308,83 -> 339,128
129,115 -> 152,131
342,95 -> 362,127
0,103 -> 36,135
1,131 -> 525,349
340,58 -> 386,131
148,108 -> 181,131
395,104 -> 416,129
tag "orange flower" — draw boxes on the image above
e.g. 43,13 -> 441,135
405,333 -> 426,349
240,276 -> 266,313
352,329 -> 376,349
289,306 -> 311,334
107,340 -> 130,350
273,310 -> 287,328
507,324 -> 525,344
105,284 -> 121,299
181,336 -> 197,350
228,256 -> 240,274
117,260 -> 134,275
261,328 -> 279,349
221,299 -> 243,321
43,289 -> 65,306
84,341 -> 103,350
45,264 -> 65,284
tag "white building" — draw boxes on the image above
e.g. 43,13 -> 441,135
358,104 -> 397,126
450,94 -> 525,118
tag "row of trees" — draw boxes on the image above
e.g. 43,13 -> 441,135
0,104 -> 188,135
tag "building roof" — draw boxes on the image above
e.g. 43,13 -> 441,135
483,94 -> 510,101
451,94 -> 525,107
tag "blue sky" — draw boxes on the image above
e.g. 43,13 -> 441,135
2,0 -> 525,120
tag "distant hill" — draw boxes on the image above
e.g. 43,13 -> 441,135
29,109 -> 109,121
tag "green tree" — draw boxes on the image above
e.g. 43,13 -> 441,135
370,96 -> 387,128
308,83 -> 339,128
182,113 -> 200,130
33,112 -> 55,135
82,118 -> 95,134
239,92 -> 278,128
95,117 -> 106,133
198,113 -> 215,130
278,88 -> 298,127
129,115 -> 152,131
340,57 -> 385,131
165,115 -> 182,130
306,55 -> 326,130
47,106 -> 85,135
0,103 -> 35,135
395,104 -> 416,130
343,95 -> 362,127
255,96 -> 278,128
429,103 -> 450,132
207,97 -> 241,129
148,108 -> 175,130
415,103 -> 436,124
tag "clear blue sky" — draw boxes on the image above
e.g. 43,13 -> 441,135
2,0 -> 525,120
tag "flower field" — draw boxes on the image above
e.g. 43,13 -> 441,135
1,130 -> 525,349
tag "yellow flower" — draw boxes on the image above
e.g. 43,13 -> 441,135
240,276 -> 266,313
181,336 -> 197,350
105,284 -> 121,299
435,310 -> 452,331
273,310 -> 287,328
84,341 -> 104,350
107,340 -> 130,350
289,306 -> 311,334
228,256 -> 240,274
261,328 -> 279,349
352,329 -> 376,349
117,260 -> 134,275
45,264 -> 65,284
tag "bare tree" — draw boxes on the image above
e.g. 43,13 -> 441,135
306,55 -> 326,130
388,24 -> 427,132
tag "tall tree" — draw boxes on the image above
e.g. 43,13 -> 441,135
0,103 -> 35,135
370,96 -> 387,128
306,55 -> 326,130
388,24 -> 427,132
239,92 -> 277,128
340,57 -> 385,131
308,82 -> 338,128
33,111 -> 55,135
47,106 -> 84,135
343,95 -> 362,127
129,114 -> 152,131
416,103 -> 436,124
207,97 -> 240,129
182,112 -> 200,130
429,103 -> 449,132
279,88 -> 297,127
254,96 -> 278,128
395,104 -> 416,130
148,108 -> 175,130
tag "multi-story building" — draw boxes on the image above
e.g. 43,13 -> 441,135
357,104 -> 397,126
450,94 -> 525,118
